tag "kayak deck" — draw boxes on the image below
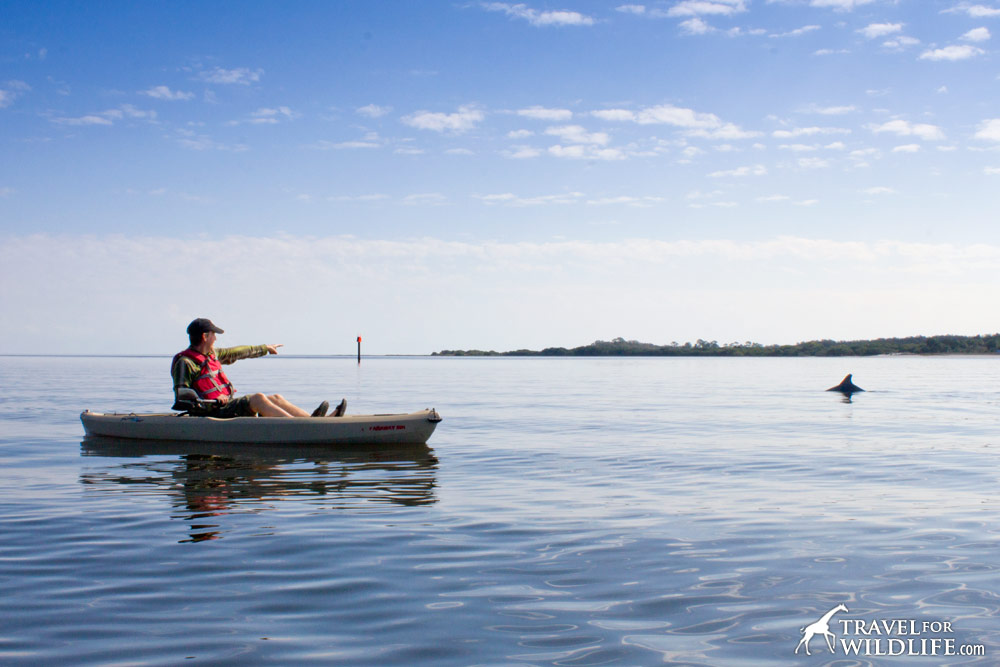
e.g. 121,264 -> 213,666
81,408 -> 442,445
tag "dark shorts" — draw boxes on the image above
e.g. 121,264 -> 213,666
201,395 -> 256,418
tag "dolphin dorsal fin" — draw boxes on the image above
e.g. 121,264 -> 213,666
827,374 -> 864,394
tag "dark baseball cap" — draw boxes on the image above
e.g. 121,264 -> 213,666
186,318 -> 224,336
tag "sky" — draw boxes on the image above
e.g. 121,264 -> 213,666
2,0 -> 1000,354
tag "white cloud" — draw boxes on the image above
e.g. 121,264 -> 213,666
985,167 -> 1000,175
892,143 -> 921,153
476,191 -> 584,206
919,45 -> 985,61
51,105 -> 157,126
596,104 -> 759,139
962,27 -> 991,42
946,4 -> 1000,18
883,35 -> 920,49
803,104 -> 857,115
728,26 -> 767,37
236,106 -> 297,125
256,106 -> 295,119
773,126 -> 851,138
545,125 -> 609,145
686,189 -> 724,200
857,23 -> 902,39
862,186 -> 896,195
606,104 -> 716,127
709,164 -> 767,177
0,187 -> 15,197
52,114 -> 114,126
517,106 -> 573,121
329,141 -> 380,149
0,80 -> 31,109
482,3 -> 596,26
548,145 -> 625,160
869,119 -> 945,141
327,194 -> 389,202
797,157 -> 830,169
758,194 -> 823,206
357,104 -> 392,118
680,17 -> 713,34
312,133 -> 383,150
198,67 -> 263,85
616,4 -> 647,14
402,106 -> 484,133
586,195 -> 665,206
118,104 -> 156,120
668,0 -> 747,17
477,193 -> 518,204
445,148 -> 475,155
141,85 -> 194,101
176,129 -> 248,152
591,108 -> 640,122
849,148 -> 881,166
503,145 -> 543,159
403,193 -> 448,206
771,25 -> 821,38
689,123 -> 761,140
9,233 -> 1000,354
974,119 -> 1000,141
810,0 -> 877,10
779,143 -> 818,151
813,48 -> 850,55
508,129 -> 534,139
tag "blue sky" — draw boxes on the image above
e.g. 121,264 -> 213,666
3,0 -> 1000,354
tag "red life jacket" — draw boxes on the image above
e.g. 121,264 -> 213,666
173,348 -> 235,400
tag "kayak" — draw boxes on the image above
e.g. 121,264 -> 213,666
80,408 -> 442,445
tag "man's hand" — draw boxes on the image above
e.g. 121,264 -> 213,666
266,344 -> 284,355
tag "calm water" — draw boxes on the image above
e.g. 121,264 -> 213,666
1,355 -> 999,665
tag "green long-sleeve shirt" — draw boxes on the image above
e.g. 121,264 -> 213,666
171,345 -> 269,399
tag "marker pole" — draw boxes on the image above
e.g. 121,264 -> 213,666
357,336 -> 362,364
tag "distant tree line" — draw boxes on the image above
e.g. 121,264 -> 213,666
433,334 -> 1000,357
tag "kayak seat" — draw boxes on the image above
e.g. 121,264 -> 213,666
171,387 -> 220,413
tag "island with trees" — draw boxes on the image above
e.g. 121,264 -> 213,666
433,334 -> 1000,357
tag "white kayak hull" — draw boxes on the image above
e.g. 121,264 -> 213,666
81,409 -> 441,445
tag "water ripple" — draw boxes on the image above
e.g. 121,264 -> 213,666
3,356 -> 1000,664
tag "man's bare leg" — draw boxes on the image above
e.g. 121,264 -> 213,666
267,393 -> 311,417
247,393 -> 295,417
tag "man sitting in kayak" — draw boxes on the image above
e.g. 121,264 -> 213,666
171,318 -> 346,418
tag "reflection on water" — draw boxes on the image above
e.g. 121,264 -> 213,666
80,437 -> 438,542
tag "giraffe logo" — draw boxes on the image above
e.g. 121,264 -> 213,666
795,604 -> 848,656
